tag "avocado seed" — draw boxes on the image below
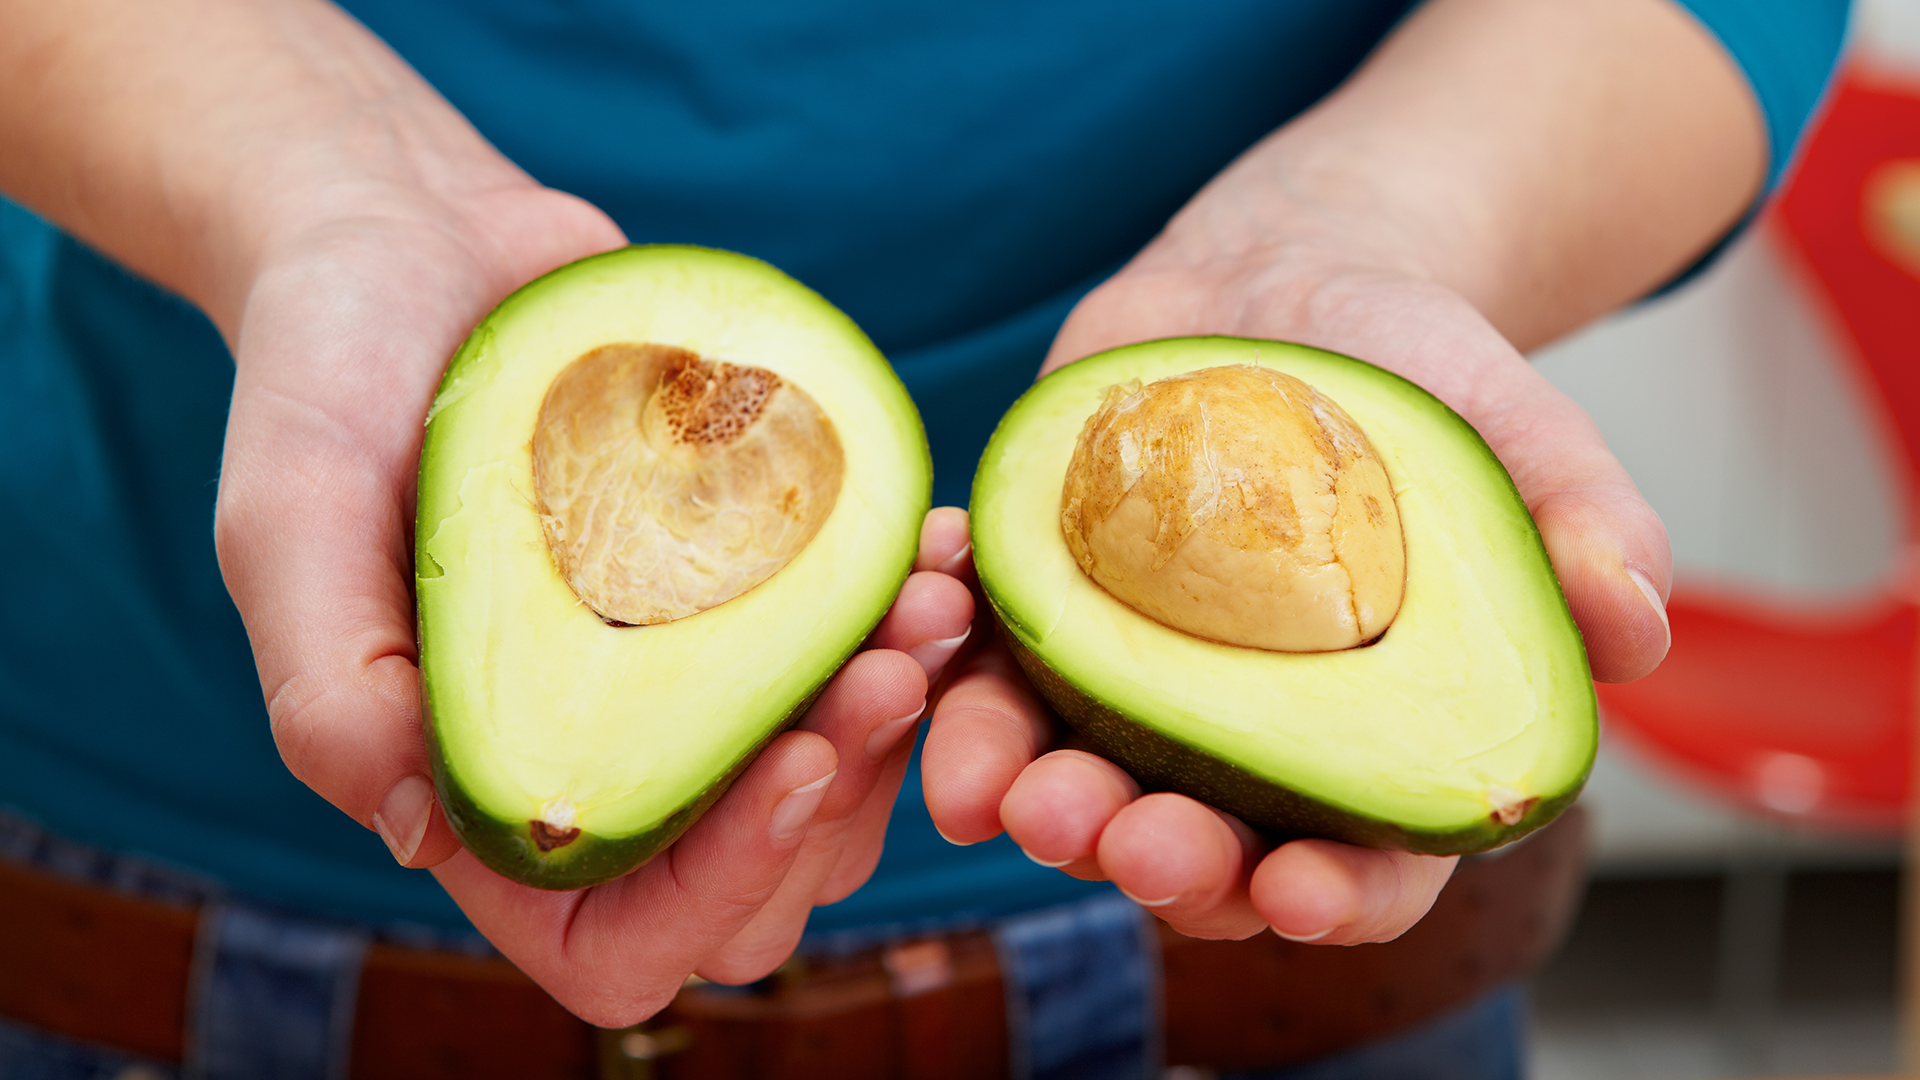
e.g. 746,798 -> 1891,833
532,343 -> 844,625
1060,364 -> 1403,651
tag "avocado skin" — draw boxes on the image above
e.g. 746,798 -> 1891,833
427,663 -> 841,892
1001,627 -> 1579,855
429,714 -> 760,890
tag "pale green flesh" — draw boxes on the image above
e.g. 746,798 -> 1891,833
975,338 -> 1594,835
418,246 -> 929,843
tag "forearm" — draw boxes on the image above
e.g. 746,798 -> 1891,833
1159,0 -> 1766,351
0,0 -> 516,337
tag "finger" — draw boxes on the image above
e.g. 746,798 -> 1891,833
917,506 -> 973,575
699,649 -> 926,980
815,728 -> 919,904
865,570 -> 975,681
1248,839 -> 1458,945
1096,793 -> 1269,939
1438,337 -> 1672,682
1532,482 -> 1672,683
921,642 -> 1056,845
1000,749 -> 1139,879
434,728 -> 838,1027
1312,287 -> 1673,683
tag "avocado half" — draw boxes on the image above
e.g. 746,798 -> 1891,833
972,338 -> 1594,854
416,246 -> 930,889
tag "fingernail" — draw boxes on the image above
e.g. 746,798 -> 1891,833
933,824 -> 977,847
907,629 -> 971,680
770,772 -> 836,844
1021,847 -> 1074,869
866,705 -> 926,759
373,775 -> 433,866
1118,886 -> 1179,908
936,543 -> 972,576
1626,565 -> 1671,650
1275,926 -> 1334,943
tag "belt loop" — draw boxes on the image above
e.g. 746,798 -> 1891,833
992,891 -> 1163,1080
183,900 -> 370,1080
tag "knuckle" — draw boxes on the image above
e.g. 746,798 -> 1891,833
265,675 -> 329,784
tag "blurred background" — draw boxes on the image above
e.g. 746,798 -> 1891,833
1522,1 -> 1920,1074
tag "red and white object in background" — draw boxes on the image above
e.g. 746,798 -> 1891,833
1595,60 -> 1920,831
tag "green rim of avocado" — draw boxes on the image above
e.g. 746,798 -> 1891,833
971,337 -> 1594,855
417,245 -> 931,889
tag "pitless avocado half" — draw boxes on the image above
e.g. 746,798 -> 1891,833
416,246 -> 930,889
972,338 -> 1595,854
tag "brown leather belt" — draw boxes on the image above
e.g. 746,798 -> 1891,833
0,808 -> 1585,1079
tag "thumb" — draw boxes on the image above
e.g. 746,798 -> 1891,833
215,249 -> 480,869
214,416 -> 463,868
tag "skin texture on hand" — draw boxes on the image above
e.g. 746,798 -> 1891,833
922,0 -> 1765,947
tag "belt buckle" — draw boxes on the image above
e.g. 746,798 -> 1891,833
596,1020 -> 694,1080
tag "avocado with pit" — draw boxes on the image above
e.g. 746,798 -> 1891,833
416,245 -> 930,889
971,337 -> 1594,854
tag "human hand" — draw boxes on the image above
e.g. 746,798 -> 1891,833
918,0 -> 1743,947
207,124 -> 973,1026
920,163 -> 1673,947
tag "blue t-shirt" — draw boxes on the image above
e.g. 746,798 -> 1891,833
0,0 -> 1847,934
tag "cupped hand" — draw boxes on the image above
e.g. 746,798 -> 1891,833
212,170 -> 974,1024
922,201 -> 1671,945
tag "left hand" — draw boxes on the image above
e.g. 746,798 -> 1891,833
917,0 -> 1759,945
918,197 -> 1670,945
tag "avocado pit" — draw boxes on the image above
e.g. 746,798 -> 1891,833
1059,364 -> 1404,652
531,343 -> 844,626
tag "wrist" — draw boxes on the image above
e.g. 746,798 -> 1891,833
1131,0 -> 1763,352
0,0 -> 529,341
1123,152 -> 1470,328
225,113 -> 528,323
206,64 -> 529,341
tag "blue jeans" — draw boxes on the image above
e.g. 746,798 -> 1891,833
0,979 -> 1524,1080
1,820 -> 1524,1080
1226,988 -> 1524,1080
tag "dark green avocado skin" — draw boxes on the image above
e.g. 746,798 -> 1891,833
426,677 -> 839,892
430,740 -> 759,891
413,245 -> 931,892
1000,622 -> 1584,856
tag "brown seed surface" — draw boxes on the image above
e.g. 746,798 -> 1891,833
1060,364 -> 1404,651
531,343 -> 844,626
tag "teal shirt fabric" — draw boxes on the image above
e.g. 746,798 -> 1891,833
0,0 -> 1846,934
1680,0 -> 1854,189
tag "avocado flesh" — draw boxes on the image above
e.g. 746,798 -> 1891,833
417,246 -> 931,889
972,338 -> 1594,854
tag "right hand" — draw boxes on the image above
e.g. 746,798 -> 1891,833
158,17 -> 978,1024
214,166 -> 977,1022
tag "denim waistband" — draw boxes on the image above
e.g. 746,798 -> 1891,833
0,808 -> 1526,1080
0,811 -> 479,1080
0,811 -> 1165,1080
